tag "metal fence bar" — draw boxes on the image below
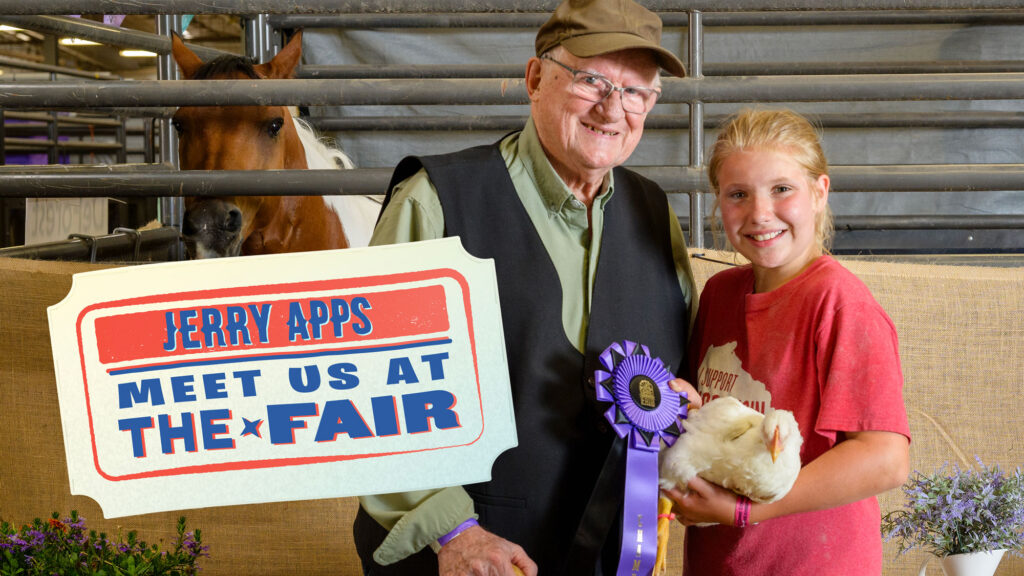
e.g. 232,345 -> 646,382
156,14 -> 183,262
687,10 -> 705,248
695,9 -> 1024,26
1,165 -> 1023,197
0,226 -> 180,261
244,14 -> 279,63
0,162 -> 173,174
306,111 -> 1024,132
272,10 -> 1024,29
299,64 -> 524,79
116,116 -> 127,164
4,138 -> 127,152
688,215 -> 1024,231
0,16 -> 231,61
709,61 -> 1024,75
834,216 -> 1024,230
45,109 -> 58,164
299,60 -> 1024,79
0,1 -> 1021,14
12,110 -> 1020,137
3,111 -> 124,127
6,125 -> 121,137
0,54 -> 118,80
4,73 -> 1024,108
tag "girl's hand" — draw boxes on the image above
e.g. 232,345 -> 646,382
668,378 -> 702,409
662,476 -> 737,526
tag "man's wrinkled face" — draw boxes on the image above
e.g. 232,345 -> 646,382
528,48 -> 660,187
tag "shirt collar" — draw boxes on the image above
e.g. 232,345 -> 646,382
518,117 -> 615,213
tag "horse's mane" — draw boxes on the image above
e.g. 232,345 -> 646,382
292,116 -> 378,248
189,54 -> 260,81
293,117 -> 356,170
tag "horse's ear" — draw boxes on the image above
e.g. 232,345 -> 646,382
170,31 -> 203,79
258,30 -> 303,80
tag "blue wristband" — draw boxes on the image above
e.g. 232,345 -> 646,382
437,518 -> 479,546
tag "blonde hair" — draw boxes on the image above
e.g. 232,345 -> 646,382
706,108 -> 834,254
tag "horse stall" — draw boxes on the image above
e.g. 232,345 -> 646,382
1,2 -> 1023,575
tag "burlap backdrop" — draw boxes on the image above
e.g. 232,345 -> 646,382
2,253 -> 1021,575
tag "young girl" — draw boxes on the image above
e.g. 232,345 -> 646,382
663,108 -> 911,575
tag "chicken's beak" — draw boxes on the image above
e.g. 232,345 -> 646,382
769,426 -> 782,463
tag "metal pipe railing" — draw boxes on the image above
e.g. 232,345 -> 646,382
298,60 -> 1024,79
0,226 -> 180,261
1,164 -> 1024,198
687,10 -> 705,248
0,54 -> 118,80
305,111 -> 1024,132
0,0 -> 1020,14
155,14 -> 184,261
5,124 -> 122,137
298,64 -> 524,79
833,215 -> 1024,231
3,111 -> 124,127
4,138 -> 126,152
272,10 -> 1024,29
243,14 -> 279,63
687,215 -> 1024,232
8,109 -> 1020,138
0,15 -> 231,61
4,73 -> 1024,108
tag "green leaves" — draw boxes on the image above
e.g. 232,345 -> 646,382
0,511 -> 207,576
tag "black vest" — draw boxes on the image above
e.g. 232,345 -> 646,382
355,141 -> 688,575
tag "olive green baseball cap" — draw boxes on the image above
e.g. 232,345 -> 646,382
535,0 -> 686,77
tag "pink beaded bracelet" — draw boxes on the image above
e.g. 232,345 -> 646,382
734,495 -> 751,528
438,518 -> 479,546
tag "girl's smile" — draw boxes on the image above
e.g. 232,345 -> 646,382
716,146 -> 830,293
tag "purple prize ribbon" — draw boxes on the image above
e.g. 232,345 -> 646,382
594,340 -> 688,576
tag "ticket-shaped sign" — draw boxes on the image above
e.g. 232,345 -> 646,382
48,238 -> 516,518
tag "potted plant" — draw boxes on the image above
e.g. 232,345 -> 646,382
882,458 -> 1024,576
0,511 -> 207,575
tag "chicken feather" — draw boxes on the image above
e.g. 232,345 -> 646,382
660,396 -> 803,504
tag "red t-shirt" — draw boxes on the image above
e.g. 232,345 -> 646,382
684,255 -> 911,576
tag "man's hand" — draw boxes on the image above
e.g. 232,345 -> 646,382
436,526 -> 537,576
668,377 -> 702,409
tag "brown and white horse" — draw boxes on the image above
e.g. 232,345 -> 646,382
171,31 -> 379,258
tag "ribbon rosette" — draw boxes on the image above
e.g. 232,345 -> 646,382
594,340 -> 688,576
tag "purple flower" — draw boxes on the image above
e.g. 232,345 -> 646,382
882,457 -> 1024,558
0,510 -> 208,574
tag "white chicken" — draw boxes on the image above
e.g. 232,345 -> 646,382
659,396 -> 803,503
653,396 -> 803,573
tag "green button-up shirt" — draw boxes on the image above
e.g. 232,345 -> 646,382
361,118 -> 696,565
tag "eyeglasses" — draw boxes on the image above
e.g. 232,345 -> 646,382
542,54 -> 661,115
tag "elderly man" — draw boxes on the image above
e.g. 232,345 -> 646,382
353,0 -> 697,574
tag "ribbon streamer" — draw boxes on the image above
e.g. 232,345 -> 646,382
594,340 -> 688,576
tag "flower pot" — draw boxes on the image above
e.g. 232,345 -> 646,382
917,549 -> 1007,576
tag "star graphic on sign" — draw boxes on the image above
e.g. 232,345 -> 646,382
241,417 -> 264,439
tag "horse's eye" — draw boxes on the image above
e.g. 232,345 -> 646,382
268,117 -> 284,138
170,118 -> 184,134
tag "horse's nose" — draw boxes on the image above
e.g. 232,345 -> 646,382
225,207 -> 242,233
